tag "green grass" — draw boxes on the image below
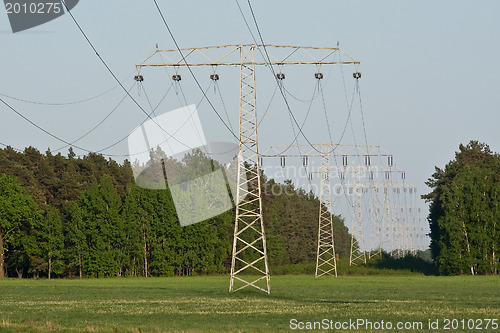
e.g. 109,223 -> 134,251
0,275 -> 499,332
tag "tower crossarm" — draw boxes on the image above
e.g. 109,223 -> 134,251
263,144 -> 392,158
136,45 -> 362,293
308,164 -> 404,173
136,44 -> 360,69
341,181 -> 416,190
309,165 -> 411,185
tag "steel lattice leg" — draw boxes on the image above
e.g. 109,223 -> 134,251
315,151 -> 337,277
229,46 -> 270,294
350,164 -> 366,265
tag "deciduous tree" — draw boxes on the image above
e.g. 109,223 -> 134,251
0,175 -> 40,278
424,141 -> 500,275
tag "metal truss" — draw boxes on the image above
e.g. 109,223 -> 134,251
265,141 -> 426,264
315,149 -> 337,277
318,164 -> 406,265
229,46 -> 270,294
350,164 -> 366,265
368,186 -> 382,260
136,44 -> 360,69
264,144 -> 392,159
341,175 -> 417,260
266,144 -> 393,271
136,45 -> 360,293
382,188 -> 392,256
355,180 -> 418,258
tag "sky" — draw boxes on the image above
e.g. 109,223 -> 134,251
1,0 -> 500,219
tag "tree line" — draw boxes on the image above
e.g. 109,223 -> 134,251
0,146 -> 350,279
424,141 -> 500,275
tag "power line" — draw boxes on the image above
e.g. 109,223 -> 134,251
284,80 -> 318,148
121,80 -> 238,159
239,1 -> 369,213
235,0 -> 315,171
0,73 -> 191,159
237,0 -> 362,158
339,56 -> 362,164
337,77 -> 357,148
0,97 -> 106,155
141,82 -> 177,157
1,80 -> 178,159
88,79 -> 224,159
325,77 -> 356,209
52,82 -> 136,153
1,1 -> 213,158
257,84 -> 278,127
151,0 -> 239,141
235,0 -> 259,44
282,84 -> 320,103
356,79 -> 369,149
60,0 -> 194,151
319,80 -> 334,145
92,80 -> 177,155
245,0 -> 333,156
0,72 -> 132,106
0,141 -> 23,152
215,82 -> 236,136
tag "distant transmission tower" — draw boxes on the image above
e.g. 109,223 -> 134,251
368,185 -> 382,260
309,162 -> 408,265
137,44 -> 360,293
316,146 -> 337,277
350,164 -> 366,265
265,144 -> 392,274
342,167 -> 409,262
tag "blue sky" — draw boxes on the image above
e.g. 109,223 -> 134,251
1,0 -> 500,207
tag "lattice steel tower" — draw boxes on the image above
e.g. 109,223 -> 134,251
350,164 -> 366,265
229,46 -> 271,293
265,144 -> 393,274
316,147 -> 337,277
137,44 -> 359,293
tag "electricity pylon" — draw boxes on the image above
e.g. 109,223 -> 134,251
137,44 -> 360,293
350,164 -> 366,265
316,147 -> 336,277
341,168 -> 410,261
311,163 -> 407,265
265,144 -> 393,274
344,178 -> 418,258
368,186 -> 381,260
229,46 -> 271,293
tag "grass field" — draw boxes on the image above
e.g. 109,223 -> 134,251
0,275 -> 499,332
